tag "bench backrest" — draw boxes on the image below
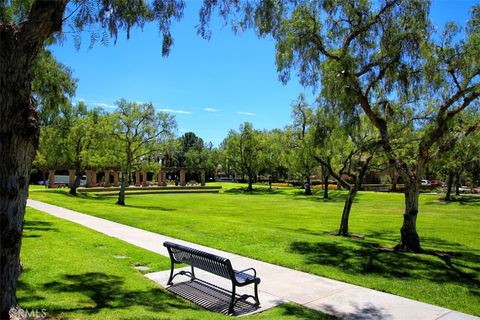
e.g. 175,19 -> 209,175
163,242 -> 234,280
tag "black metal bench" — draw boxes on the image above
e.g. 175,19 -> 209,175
163,241 -> 261,314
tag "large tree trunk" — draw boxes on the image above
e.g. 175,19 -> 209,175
0,39 -> 39,320
69,165 -> 82,196
338,186 -> 357,236
445,171 -> 453,201
398,179 -> 421,252
0,71 -> 39,319
1,3 -> 67,317
1,33 -> 38,320
117,170 -> 128,206
247,174 -> 253,192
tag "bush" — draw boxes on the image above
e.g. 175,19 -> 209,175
271,182 -> 291,187
312,184 -> 337,190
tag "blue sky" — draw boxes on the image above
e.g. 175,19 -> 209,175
50,0 -> 477,146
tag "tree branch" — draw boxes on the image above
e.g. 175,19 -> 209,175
438,85 -> 478,115
420,87 -> 480,160
342,0 -> 399,55
304,10 -> 341,61
19,0 -> 69,60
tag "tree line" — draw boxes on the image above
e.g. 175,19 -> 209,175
34,90 -> 480,236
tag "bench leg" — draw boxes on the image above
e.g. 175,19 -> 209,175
254,282 -> 260,306
166,260 -> 175,285
228,284 -> 236,314
190,266 -> 196,281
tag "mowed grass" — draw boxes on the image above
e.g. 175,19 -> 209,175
19,208 -> 335,319
28,184 -> 480,315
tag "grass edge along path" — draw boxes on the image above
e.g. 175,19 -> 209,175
19,208 -> 336,320
27,185 -> 480,316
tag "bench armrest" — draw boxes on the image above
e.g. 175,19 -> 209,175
236,267 -> 257,278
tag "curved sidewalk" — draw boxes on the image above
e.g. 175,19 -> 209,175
27,199 -> 478,320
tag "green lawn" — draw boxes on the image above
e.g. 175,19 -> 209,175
28,184 -> 480,315
19,208 -> 334,319
29,184 -> 48,190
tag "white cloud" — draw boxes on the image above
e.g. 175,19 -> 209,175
92,101 -> 116,109
204,107 -> 218,113
158,108 -> 191,115
237,111 -> 255,116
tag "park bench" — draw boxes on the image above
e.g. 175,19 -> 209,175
163,241 -> 261,314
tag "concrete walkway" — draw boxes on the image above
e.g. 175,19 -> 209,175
27,199 -> 479,320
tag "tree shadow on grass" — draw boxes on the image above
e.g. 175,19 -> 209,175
23,220 -> 57,238
124,204 -> 177,211
223,187 -> 350,203
290,240 -> 480,292
292,228 -> 332,237
224,187 -> 292,195
288,192 -> 349,203
456,196 -> 480,206
424,195 -> 480,206
76,192 -> 113,202
35,190 -> 112,202
36,190 -> 180,212
40,272 -> 196,315
358,231 -> 480,277
84,192 -> 178,211
367,230 -> 480,256
17,269 -> 46,304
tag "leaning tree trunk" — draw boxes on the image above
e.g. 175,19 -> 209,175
337,160 -> 369,237
338,186 -> 357,236
398,179 -> 421,252
0,3 -> 67,317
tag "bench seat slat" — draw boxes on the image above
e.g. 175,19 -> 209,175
166,242 -> 232,279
